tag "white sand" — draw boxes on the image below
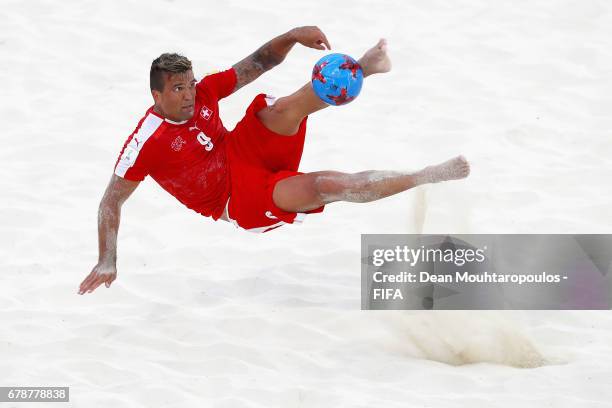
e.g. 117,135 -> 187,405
1,0 -> 612,406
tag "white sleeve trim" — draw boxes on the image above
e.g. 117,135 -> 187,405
115,113 -> 163,178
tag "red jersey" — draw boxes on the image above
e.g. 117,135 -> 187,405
114,69 -> 237,220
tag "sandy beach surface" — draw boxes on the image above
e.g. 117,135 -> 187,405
1,0 -> 611,406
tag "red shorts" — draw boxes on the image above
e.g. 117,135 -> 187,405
224,94 -> 324,233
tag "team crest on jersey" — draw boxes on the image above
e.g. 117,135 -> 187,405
171,135 -> 187,152
200,106 -> 213,120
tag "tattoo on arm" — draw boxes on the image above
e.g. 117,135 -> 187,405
232,41 -> 288,92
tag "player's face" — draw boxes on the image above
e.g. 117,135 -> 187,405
153,70 -> 197,122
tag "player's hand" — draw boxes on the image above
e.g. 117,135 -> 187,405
78,262 -> 117,295
290,26 -> 331,51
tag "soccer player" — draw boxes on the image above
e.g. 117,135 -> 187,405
78,26 -> 470,295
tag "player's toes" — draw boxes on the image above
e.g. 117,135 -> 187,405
458,156 -> 470,177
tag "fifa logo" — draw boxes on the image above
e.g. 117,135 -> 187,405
189,126 -> 213,151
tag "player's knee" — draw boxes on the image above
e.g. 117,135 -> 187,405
314,172 -> 376,203
257,99 -> 302,135
262,97 -> 294,118
313,172 -> 358,202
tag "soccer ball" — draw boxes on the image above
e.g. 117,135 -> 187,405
311,53 -> 364,106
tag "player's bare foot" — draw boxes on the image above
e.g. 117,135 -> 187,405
358,38 -> 392,77
415,155 -> 471,185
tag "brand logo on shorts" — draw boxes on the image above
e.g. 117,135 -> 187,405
200,106 -> 213,120
265,211 -> 278,220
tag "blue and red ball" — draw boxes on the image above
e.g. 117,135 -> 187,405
311,53 -> 364,106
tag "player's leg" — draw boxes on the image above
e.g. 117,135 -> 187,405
257,39 -> 392,136
273,156 -> 470,212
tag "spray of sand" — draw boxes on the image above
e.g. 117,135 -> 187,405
367,174 -> 548,369
375,311 -> 548,368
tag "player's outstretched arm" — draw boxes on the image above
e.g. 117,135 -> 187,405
78,175 -> 140,295
232,26 -> 331,92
